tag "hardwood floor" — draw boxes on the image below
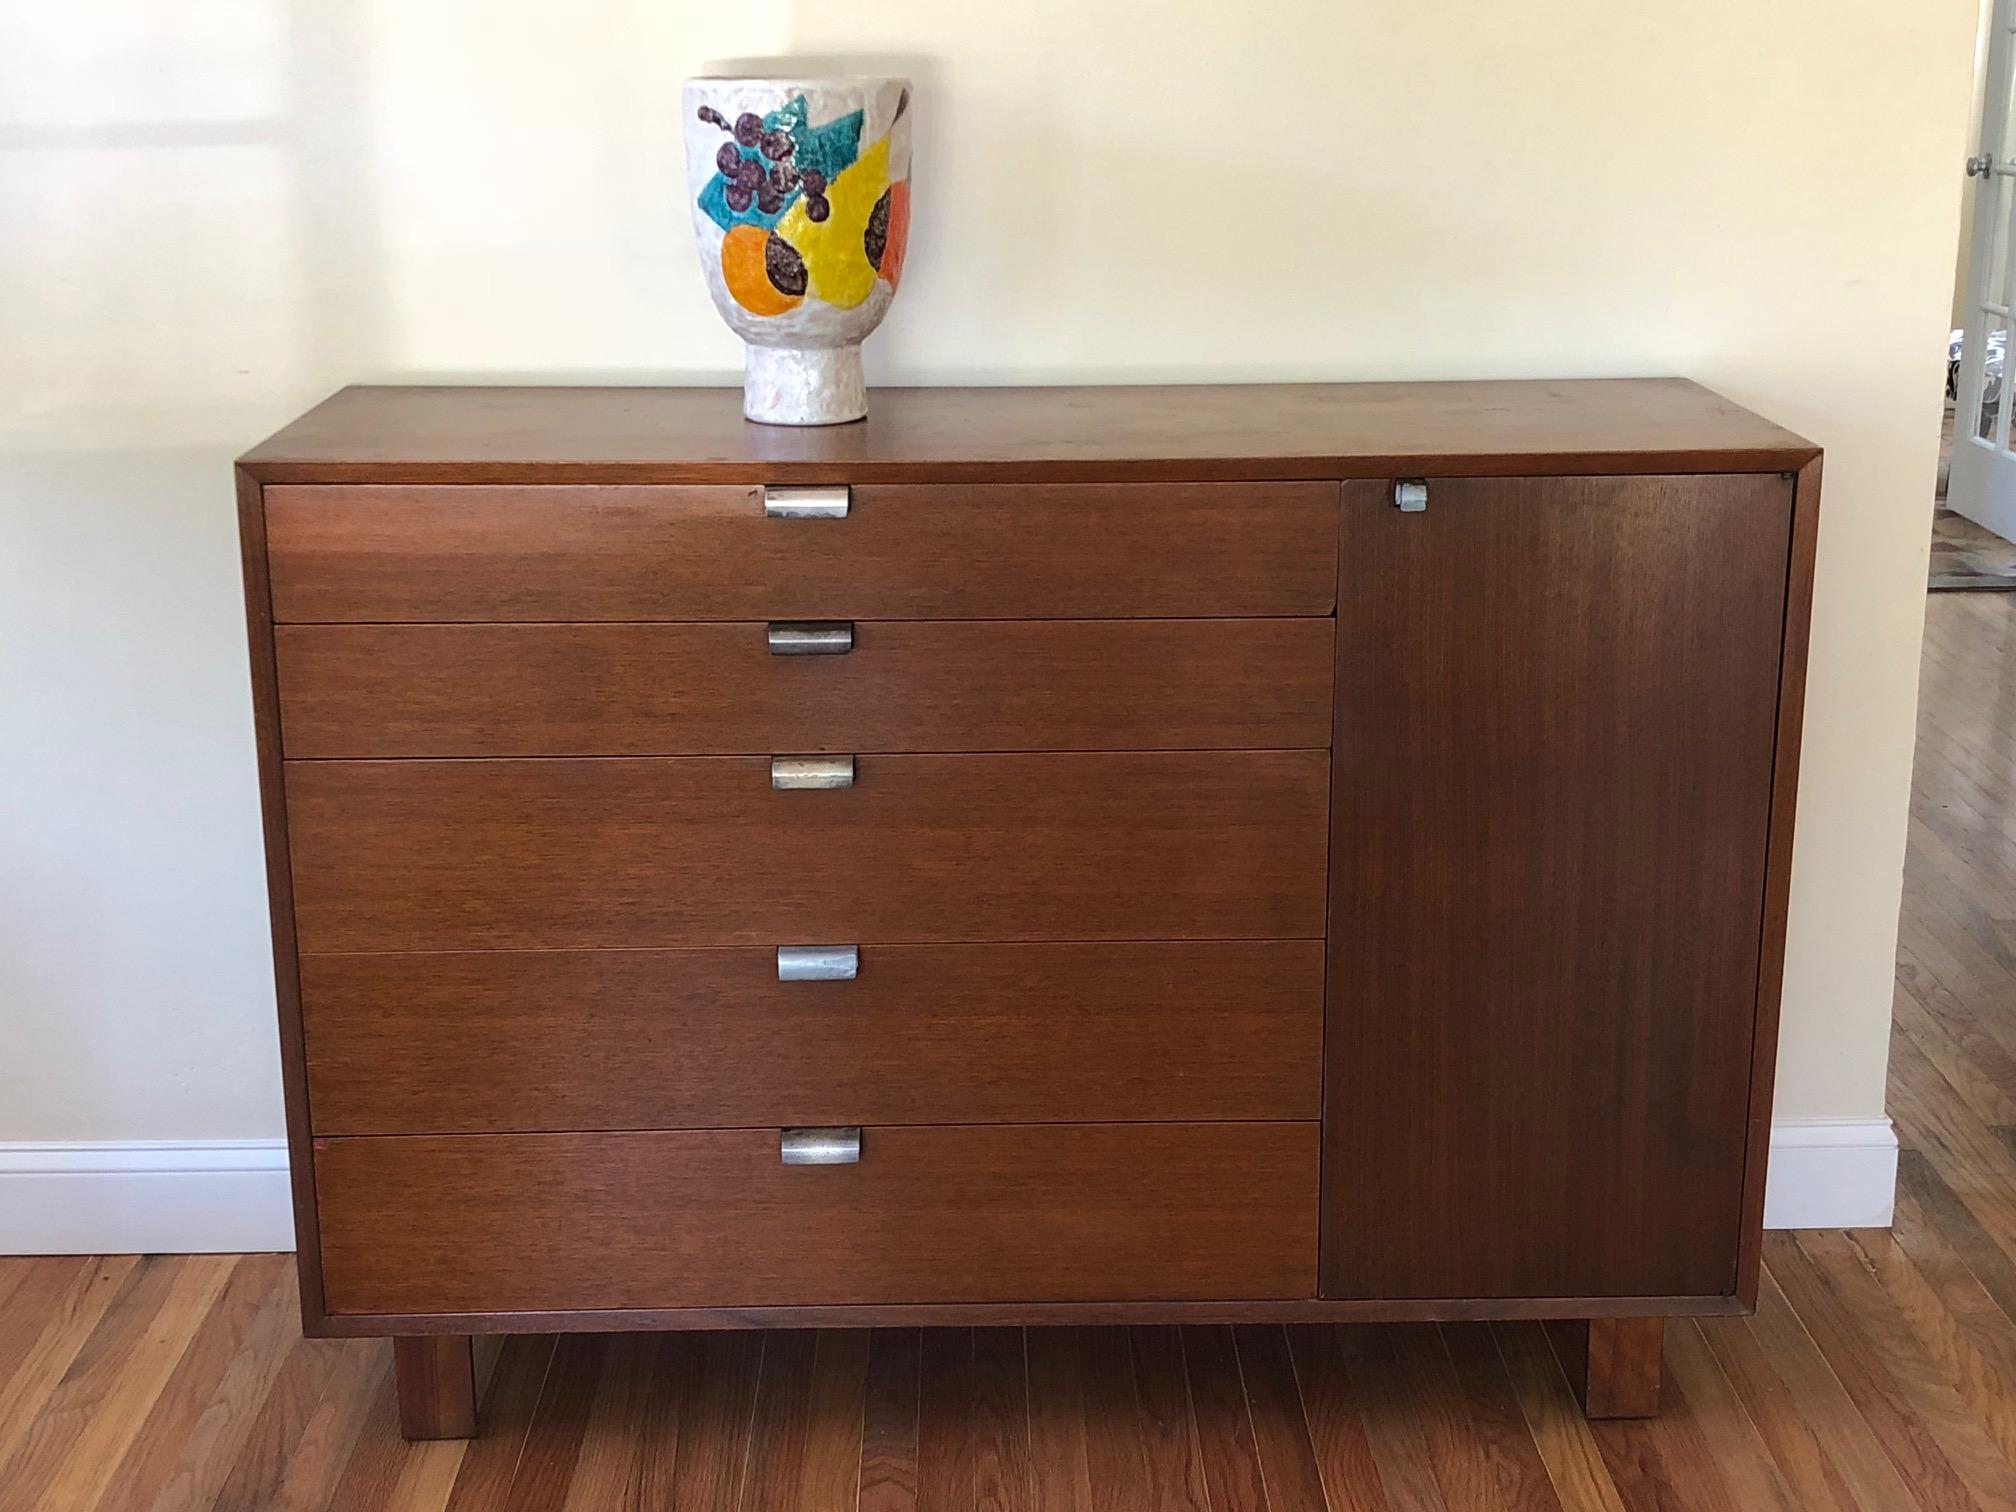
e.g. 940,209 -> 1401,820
5,592 -> 2016,1510
1930,507 -> 2016,591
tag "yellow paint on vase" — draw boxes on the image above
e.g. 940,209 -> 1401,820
777,138 -> 891,310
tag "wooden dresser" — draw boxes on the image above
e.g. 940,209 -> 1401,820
237,381 -> 1820,1438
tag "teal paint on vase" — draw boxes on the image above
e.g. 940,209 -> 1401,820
698,95 -> 864,233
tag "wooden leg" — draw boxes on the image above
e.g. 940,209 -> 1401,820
394,1335 -> 477,1440
1553,1317 -> 1664,1419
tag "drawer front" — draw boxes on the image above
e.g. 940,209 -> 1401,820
285,752 -> 1330,951
300,941 -> 1324,1134
263,482 -> 1339,622
275,619 -> 1336,757
315,1123 -> 1320,1313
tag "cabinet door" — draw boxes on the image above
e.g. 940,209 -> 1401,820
1323,473 -> 1794,1301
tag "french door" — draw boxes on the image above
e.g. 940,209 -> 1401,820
1953,0 -> 2016,542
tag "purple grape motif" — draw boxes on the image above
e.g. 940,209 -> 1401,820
694,94 -> 863,235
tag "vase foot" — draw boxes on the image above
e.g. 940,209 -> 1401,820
743,344 -> 867,426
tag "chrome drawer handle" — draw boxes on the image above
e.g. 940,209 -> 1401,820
771,755 -> 855,790
767,621 -> 854,656
777,945 -> 859,981
763,485 -> 850,519
781,1127 -> 862,1165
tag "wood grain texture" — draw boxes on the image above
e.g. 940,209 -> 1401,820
1563,1319 -> 1666,1420
299,941 -> 1324,1134
395,1335 -> 476,1440
1436,1321 -> 1566,1507
274,618 -> 1336,757
1287,1323 -> 1423,1511
263,481 -> 1339,622
0,1257 -> 135,1473
239,385 -> 1822,1402
1232,1324 -> 1331,1509
1492,1321 -> 1627,1512
1736,454 -> 1824,1309
0,1256 -> 234,1510
1383,1322 -> 1514,1510
1323,473 -> 1794,1302
90,1254 -> 297,1507
666,1332 -> 763,1511
860,1328 -> 922,1512
24,594 -> 2016,1508
1184,1326 -> 1272,1512
285,750 -> 1330,952
314,1123 -> 1321,1316
236,467 -> 329,1336
303,1295 -> 1747,1339
236,380 -> 1819,485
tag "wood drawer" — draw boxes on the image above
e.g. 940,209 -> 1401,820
285,751 -> 1330,951
262,482 -> 1338,622
300,941 -> 1324,1134
274,618 -> 1336,757
315,1123 -> 1320,1314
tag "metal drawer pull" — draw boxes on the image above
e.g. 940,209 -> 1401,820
771,755 -> 855,790
781,1127 -> 862,1165
763,485 -> 850,519
777,944 -> 859,981
767,621 -> 854,656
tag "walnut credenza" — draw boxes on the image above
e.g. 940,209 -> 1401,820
237,381 -> 1819,1438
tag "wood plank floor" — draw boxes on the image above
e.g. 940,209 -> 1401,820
6,592 -> 2016,1510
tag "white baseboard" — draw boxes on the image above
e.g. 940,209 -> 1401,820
1763,1118 -> 1899,1230
0,1120 -> 1898,1254
0,1140 -> 294,1254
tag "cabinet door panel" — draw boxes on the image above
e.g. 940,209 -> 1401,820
1322,473 -> 1793,1300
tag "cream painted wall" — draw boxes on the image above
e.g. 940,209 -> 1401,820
0,0 -> 1976,1142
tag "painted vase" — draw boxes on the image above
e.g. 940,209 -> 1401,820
683,76 -> 912,425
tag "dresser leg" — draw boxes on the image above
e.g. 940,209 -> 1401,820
394,1335 -> 477,1439
1555,1317 -> 1664,1419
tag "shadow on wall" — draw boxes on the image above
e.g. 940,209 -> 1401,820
0,0 -> 390,436
0,445 -> 283,1140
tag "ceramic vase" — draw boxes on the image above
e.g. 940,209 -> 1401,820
683,75 -> 912,425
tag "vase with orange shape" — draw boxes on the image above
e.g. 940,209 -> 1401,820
683,76 -> 913,425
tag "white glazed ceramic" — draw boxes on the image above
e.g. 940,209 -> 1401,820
683,76 -> 912,425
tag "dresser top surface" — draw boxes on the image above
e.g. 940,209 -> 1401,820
239,379 -> 1818,485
